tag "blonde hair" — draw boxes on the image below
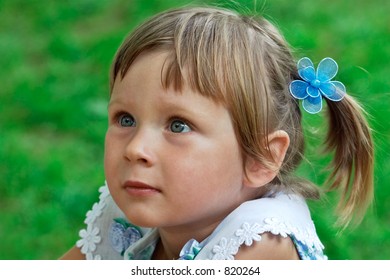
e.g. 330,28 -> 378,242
110,6 -> 374,226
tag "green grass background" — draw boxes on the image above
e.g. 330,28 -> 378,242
1,0 -> 389,259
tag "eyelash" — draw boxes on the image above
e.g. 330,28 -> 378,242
167,116 -> 193,133
111,111 -> 135,127
111,111 -> 194,133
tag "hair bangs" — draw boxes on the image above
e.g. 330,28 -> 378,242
159,12 -> 238,105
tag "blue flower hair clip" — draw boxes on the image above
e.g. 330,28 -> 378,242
289,57 -> 346,114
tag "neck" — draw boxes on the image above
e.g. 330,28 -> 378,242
152,220 -> 221,260
151,193 -> 259,260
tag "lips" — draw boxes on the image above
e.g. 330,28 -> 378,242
123,180 -> 161,196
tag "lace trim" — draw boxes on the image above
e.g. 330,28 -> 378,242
76,183 -> 110,260
210,218 -> 326,260
76,184 -> 326,260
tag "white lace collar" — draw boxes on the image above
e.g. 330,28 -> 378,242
77,183 -> 326,260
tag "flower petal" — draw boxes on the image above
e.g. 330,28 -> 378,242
302,96 -> 322,114
298,66 -> 316,82
319,81 -> 346,101
306,86 -> 320,98
289,80 -> 309,99
317,57 -> 338,82
297,57 -> 314,70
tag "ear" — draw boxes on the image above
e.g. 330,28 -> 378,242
243,130 -> 290,188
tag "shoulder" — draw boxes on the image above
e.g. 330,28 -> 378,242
195,192 -> 326,260
235,232 -> 299,260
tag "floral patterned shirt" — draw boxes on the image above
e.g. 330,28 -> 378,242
76,182 -> 326,260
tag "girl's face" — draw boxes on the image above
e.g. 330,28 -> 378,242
105,51 -> 256,237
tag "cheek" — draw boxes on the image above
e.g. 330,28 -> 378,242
208,148 -> 244,185
164,141 -> 244,191
104,132 -> 119,177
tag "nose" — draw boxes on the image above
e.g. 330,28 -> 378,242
124,128 -> 155,166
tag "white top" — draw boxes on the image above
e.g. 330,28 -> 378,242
76,182 -> 327,260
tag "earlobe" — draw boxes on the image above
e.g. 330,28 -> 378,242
243,130 -> 290,188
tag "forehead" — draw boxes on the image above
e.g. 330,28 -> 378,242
111,49 -> 226,105
111,50 -> 185,98
110,51 -> 208,104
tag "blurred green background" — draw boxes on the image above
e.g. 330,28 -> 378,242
0,0 -> 389,259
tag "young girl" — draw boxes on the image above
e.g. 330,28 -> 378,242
61,6 -> 374,260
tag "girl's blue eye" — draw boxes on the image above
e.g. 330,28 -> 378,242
119,114 -> 136,127
170,120 -> 191,133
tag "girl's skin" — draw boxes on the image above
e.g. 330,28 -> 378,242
61,50 -> 297,260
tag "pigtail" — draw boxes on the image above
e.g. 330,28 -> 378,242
324,94 -> 374,226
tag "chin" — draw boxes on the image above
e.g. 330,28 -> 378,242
123,212 -> 161,229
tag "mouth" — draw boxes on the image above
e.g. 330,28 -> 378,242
123,180 -> 161,196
